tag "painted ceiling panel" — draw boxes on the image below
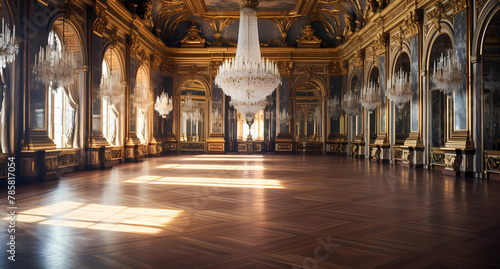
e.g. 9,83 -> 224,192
204,0 -> 297,12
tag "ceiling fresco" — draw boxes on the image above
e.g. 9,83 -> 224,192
135,0 -> 367,48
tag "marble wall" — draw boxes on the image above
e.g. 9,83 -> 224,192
380,55 -> 386,133
330,75 -> 342,134
129,57 -> 137,132
454,11 -> 467,130
410,36 -> 419,132
92,35 -> 103,132
279,77 -> 290,134
211,82 -> 223,133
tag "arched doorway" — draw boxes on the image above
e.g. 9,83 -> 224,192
179,80 -> 208,151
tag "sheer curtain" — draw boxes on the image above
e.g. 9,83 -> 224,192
64,80 -> 79,148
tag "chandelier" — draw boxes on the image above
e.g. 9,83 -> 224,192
432,50 -> 464,95
132,84 -> 153,111
215,0 -> 281,126
34,20 -> 78,94
279,109 -> 289,128
342,91 -> 359,116
387,69 -> 412,109
99,70 -> 125,105
0,19 -> 18,69
154,92 -> 173,118
361,80 -> 381,112
182,93 -> 202,122
328,96 -> 341,119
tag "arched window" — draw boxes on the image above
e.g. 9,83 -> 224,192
237,110 -> 264,141
368,67 -> 380,144
47,29 -> 75,148
101,49 -> 122,145
135,66 -> 149,144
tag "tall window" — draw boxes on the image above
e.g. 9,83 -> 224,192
180,80 -> 207,142
101,57 -> 119,145
295,81 -> 323,142
136,67 -> 149,144
47,30 -> 75,148
237,110 -> 264,141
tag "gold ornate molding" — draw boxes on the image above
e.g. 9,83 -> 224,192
425,2 -> 452,33
180,23 -> 208,48
328,61 -> 347,76
209,62 -> 221,77
374,32 -> 387,56
351,49 -> 364,68
93,5 -> 108,37
278,61 -> 294,76
403,9 -> 422,39
450,0 -> 467,14
390,27 -> 404,53
297,24 -> 322,48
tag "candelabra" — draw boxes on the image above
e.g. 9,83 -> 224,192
387,69 -> 412,109
432,50 -> 464,95
0,19 -> 18,69
132,84 -> 153,111
154,92 -> 173,118
328,96 -> 341,119
342,91 -> 359,116
360,80 -> 381,112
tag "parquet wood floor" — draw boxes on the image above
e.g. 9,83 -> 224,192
2,155 -> 500,269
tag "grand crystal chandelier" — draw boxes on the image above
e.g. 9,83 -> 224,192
387,69 -> 412,109
215,0 -> 281,125
132,84 -> 153,111
342,91 -> 359,116
361,80 -> 381,112
432,50 -> 464,95
99,70 -> 125,105
34,20 -> 78,94
328,96 -> 341,119
154,92 -> 173,118
0,19 -> 18,69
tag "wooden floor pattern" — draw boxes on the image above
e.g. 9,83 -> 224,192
2,155 -> 500,268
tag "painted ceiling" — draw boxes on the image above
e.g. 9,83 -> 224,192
139,0 -> 368,48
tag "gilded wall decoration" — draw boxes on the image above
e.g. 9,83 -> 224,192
351,49 -> 364,68
431,152 -> 446,165
93,5 -> 108,37
328,61 -> 347,76
390,27 -> 404,53
201,18 -> 235,46
365,46 -> 375,63
425,2 -> 452,33
161,62 -> 176,74
374,32 -> 387,55
151,54 -> 162,71
450,0 -> 467,13
485,152 -> 500,172
297,24 -> 322,48
344,14 -> 355,37
209,62 -> 221,77
270,17 -> 299,46
127,36 -> 140,58
278,61 -> 293,76
403,10 -> 422,38
179,24 -> 209,48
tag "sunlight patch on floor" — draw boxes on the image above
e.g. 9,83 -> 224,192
173,164 -> 265,170
124,176 -> 283,189
9,201 -> 182,234
183,157 -> 265,161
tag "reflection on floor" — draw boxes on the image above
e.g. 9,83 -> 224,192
2,155 -> 500,268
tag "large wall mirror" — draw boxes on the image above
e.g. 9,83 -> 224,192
180,80 -> 207,144
394,52 -> 411,145
429,34 -> 453,148
368,67 -> 380,144
294,80 -> 323,142
483,12 -> 500,151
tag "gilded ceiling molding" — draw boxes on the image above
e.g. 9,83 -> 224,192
142,0 -> 154,30
373,32 -> 387,56
343,14 -> 355,37
179,24 -> 209,48
201,18 -> 236,47
365,46 -> 375,63
270,18 -> 299,46
278,62 -> 294,76
105,27 -> 120,48
137,49 -> 149,64
93,5 -> 109,37
297,24 -> 322,48
450,0 -> 467,14
328,61 -> 348,76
